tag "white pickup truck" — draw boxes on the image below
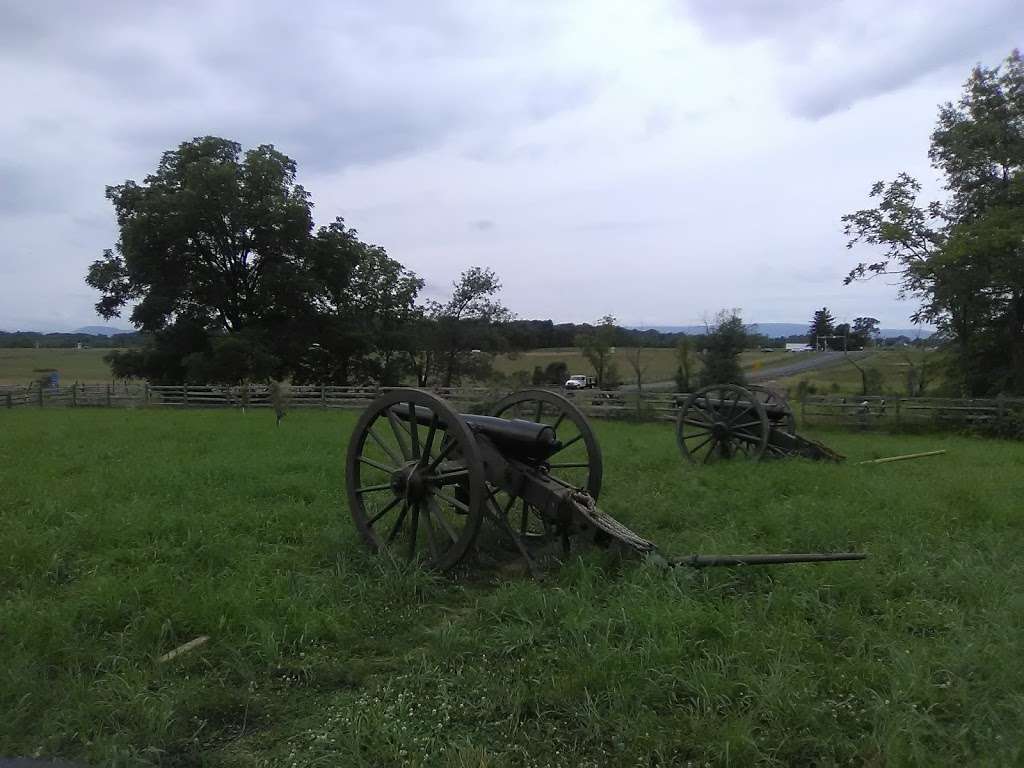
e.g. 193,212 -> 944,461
564,374 -> 597,390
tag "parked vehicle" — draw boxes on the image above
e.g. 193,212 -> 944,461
564,374 -> 597,390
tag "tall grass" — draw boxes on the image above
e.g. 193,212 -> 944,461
1,410 -> 1021,766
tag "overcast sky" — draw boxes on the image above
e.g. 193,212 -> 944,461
1,0 -> 1021,332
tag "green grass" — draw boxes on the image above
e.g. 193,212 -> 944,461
0,348 -> 117,385
0,347 -> 806,389
1,409 -> 1022,766
769,350 -> 947,397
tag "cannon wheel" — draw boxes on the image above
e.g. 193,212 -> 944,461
345,388 -> 486,571
677,383 -> 769,463
490,388 -> 603,544
748,384 -> 796,434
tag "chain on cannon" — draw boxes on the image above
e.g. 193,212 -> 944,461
344,388 -> 865,573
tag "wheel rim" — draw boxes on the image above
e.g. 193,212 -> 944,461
345,389 -> 485,571
490,388 -> 602,543
677,384 -> 769,463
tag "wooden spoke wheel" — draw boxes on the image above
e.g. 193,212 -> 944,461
345,388 -> 485,571
677,383 -> 769,463
748,384 -> 796,434
489,388 -> 603,545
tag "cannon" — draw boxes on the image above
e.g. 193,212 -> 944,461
345,388 -> 863,572
676,383 -> 844,464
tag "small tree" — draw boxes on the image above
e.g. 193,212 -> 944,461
902,346 -> 932,396
625,347 -> 649,414
576,315 -> 617,387
698,310 -> 747,386
406,266 -> 513,387
863,367 -> 884,395
673,335 -> 696,392
851,317 -> 881,348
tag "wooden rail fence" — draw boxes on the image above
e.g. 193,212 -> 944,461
800,394 -> 1024,428
3,383 -> 1023,430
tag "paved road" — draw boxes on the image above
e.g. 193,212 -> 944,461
747,351 -> 870,383
626,351 -> 870,392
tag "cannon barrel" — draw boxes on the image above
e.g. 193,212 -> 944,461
686,394 -> 790,420
677,552 -> 867,567
394,405 -> 559,460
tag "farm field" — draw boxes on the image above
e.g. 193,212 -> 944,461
1,410 -> 1022,766
0,347 -> 118,385
2,347 -> 817,390
766,350 -> 945,398
495,348 -> 814,385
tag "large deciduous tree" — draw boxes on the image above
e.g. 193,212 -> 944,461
843,50 -> 1024,395
86,136 -> 420,384
88,137 -> 313,334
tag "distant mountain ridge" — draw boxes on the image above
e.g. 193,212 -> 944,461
632,323 -> 933,339
74,326 -> 134,336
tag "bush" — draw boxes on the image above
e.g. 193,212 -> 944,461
795,379 -> 818,400
971,408 -> 1024,440
531,361 -> 568,387
863,367 -> 884,395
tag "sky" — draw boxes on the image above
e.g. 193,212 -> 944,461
1,0 -> 1021,333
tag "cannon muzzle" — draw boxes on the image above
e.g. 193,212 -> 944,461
677,552 -> 867,567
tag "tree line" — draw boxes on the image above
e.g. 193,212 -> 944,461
0,331 -> 144,349
84,138 -> 518,388
80,139 -> 815,390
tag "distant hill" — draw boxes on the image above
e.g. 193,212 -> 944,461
632,323 -> 933,339
74,325 -> 134,336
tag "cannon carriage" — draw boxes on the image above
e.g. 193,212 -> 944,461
676,383 -> 844,464
345,388 -> 862,573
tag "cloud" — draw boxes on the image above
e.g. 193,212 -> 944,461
1,1 -> 603,174
0,161 -> 60,215
0,0 -> 1013,330
681,0 -> 1024,118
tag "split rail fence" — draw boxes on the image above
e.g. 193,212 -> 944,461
3,383 -> 1023,430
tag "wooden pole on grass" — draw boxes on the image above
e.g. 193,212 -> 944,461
856,450 -> 946,466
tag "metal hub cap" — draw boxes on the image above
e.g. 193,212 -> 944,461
391,463 -> 429,501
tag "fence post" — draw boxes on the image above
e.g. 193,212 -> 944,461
321,383 -> 326,408
106,384 -> 112,407
5,392 -> 11,409
183,386 -> 189,407
145,383 -> 151,405
38,384 -> 44,408
997,394 -> 1006,424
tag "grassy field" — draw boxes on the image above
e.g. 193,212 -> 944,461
0,348 -> 118,385
496,348 -> 812,385
1,409 -> 1021,765
767,350 -> 945,398
0,347 -> 814,389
